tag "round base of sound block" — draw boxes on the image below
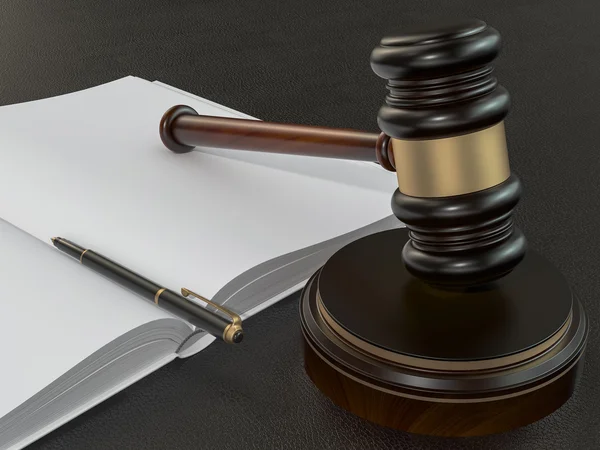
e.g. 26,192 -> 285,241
299,228 -> 588,437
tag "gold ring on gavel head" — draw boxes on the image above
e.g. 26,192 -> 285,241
391,122 -> 511,198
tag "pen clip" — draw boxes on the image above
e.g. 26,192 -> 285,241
181,288 -> 243,344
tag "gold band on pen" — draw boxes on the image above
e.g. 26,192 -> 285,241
79,249 -> 90,263
154,288 -> 166,305
181,287 -> 243,344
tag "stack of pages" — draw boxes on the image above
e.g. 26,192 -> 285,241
0,76 -> 401,449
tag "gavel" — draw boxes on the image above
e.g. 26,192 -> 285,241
159,19 -> 525,291
158,18 -> 586,437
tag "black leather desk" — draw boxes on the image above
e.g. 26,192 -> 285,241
2,1 -> 598,448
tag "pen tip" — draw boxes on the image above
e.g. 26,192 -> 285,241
232,330 -> 244,344
51,237 -> 57,243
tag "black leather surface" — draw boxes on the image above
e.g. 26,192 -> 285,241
1,0 -> 599,448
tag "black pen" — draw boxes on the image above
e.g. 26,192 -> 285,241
51,237 -> 243,344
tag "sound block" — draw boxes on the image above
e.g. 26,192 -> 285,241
300,228 -> 588,436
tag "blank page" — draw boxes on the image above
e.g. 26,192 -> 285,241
0,219 -> 174,419
0,77 -> 396,299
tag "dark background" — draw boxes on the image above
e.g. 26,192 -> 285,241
2,1 -> 598,449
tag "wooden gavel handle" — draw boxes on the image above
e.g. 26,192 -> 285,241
159,105 -> 396,171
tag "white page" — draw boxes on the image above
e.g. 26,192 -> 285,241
0,76 -> 396,299
0,219 -> 173,419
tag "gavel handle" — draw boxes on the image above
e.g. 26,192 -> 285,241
159,105 -> 396,171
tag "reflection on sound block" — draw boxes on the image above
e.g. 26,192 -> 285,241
318,229 -> 571,362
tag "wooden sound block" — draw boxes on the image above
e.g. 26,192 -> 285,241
300,229 -> 588,437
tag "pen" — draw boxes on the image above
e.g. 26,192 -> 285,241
51,237 -> 243,344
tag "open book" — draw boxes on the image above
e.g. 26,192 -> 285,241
0,76 -> 402,449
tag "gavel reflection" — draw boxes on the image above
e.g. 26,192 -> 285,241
159,105 -> 396,171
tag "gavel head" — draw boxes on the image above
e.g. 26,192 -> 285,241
370,18 -> 527,289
